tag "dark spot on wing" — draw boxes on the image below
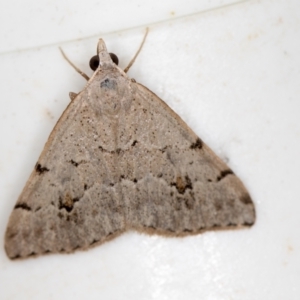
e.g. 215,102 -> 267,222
35,163 -> 49,174
190,138 -> 203,150
14,203 -> 31,211
70,159 -> 79,167
217,169 -> 234,181
240,193 -> 253,205
171,175 -> 193,194
131,140 -> 138,147
59,193 -> 80,212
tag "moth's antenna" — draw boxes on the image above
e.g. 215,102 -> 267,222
124,28 -> 149,73
59,47 -> 90,81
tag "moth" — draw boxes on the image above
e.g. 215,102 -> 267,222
5,30 -> 255,259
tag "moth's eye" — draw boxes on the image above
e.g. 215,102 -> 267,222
89,55 -> 99,71
89,53 -> 119,71
109,53 -> 119,65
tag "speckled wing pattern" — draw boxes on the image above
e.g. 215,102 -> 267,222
5,39 -> 255,259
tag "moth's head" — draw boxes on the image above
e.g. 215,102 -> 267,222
89,39 -> 119,71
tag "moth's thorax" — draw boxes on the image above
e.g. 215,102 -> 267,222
87,67 -> 134,117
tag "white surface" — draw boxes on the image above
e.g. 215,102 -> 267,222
1,0 -> 300,299
0,0 -> 247,53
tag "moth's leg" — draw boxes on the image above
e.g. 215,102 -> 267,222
69,92 -> 78,101
59,47 -> 90,81
124,28 -> 149,73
